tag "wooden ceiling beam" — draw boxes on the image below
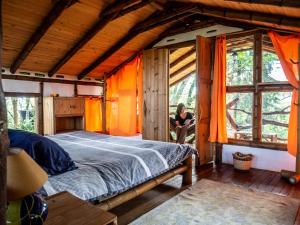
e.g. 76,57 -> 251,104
170,59 -> 196,78
48,0 -> 151,77
170,46 -> 196,68
170,70 -> 195,87
10,0 -> 77,74
224,0 -> 300,8
105,19 -> 192,78
77,5 -> 197,79
194,4 -> 300,31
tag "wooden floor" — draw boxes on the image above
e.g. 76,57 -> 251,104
110,163 -> 300,225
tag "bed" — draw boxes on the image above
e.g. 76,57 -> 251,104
42,131 -> 196,209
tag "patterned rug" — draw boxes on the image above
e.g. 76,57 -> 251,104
129,179 -> 300,225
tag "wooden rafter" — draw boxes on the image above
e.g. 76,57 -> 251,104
99,16 -> 214,78
77,4 -> 197,79
224,0 -> 300,8
170,70 -> 195,87
170,59 -> 196,78
105,19 -> 191,78
170,46 -> 196,68
10,0 -> 77,74
48,0 -> 151,77
194,4 -> 300,31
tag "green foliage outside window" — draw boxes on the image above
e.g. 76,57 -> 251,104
6,97 -> 37,133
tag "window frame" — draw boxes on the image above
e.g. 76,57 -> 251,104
226,31 -> 293,151
4,91 -> 43,135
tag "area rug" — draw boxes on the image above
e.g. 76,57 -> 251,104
129,179 -> 300,225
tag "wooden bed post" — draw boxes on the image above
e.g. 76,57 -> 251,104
0,0 -> 9,221
182,155 -> 193,185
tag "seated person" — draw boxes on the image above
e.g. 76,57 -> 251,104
175,103 -> 194,144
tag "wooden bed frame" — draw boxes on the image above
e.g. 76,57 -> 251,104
97,155 -> 193,210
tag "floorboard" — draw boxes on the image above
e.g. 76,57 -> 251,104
110,164 -> 300,225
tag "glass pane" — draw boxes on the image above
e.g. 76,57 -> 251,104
262,35 -> 287,83
169,74 -> 196,115
6,97 -> 38,133
262,92 -> 291,143
226,93 -> 253,140
226,35 -> 254,86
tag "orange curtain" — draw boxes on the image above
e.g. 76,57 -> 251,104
106,55 -> 142,136
209,35 -> 228,143
85,97 -> 102,132
137,56 -> 143,133
269,31 -> 300,156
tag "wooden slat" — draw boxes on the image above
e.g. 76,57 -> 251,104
10,0 -> 77,74
77,5 -> 196,79
224,0 -> 300,8
0,0 -> 8,221
170,70 -> 196,87
48,0 -> 152,77
170,59 -> 196,78
142,48 -> 169,141
170,46 -> 196,68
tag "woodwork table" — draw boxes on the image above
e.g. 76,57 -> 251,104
44,191 -> 117,225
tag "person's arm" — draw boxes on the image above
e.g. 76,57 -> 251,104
175,115 -> 181,128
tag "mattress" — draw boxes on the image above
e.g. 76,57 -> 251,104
42,131 -> 196,202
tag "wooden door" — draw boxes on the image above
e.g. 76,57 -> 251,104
196,36 -> 213,165
142,48 -> 169,141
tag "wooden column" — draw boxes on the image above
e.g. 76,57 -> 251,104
38,82 -> 44,135
142,48 -> 169,141
296,44 -> 300,174
74,82 -> 78,97
102,75 -> 107,134
253,32 -> 263,143
196,36 -> 213,165
0,0 -> 9,222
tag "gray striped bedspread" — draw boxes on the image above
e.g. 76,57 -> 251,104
42,131 -> 196,202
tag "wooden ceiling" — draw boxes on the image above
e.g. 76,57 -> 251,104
169,46 -> 196,85
3,0 -> 300,80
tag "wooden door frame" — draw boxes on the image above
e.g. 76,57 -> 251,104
0,0 -> 8,222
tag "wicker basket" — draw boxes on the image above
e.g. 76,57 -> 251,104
232,152 -> 253,171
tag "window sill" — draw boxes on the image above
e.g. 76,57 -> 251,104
227,138 -> 287,151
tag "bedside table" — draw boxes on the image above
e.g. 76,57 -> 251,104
44,192 -> 117,225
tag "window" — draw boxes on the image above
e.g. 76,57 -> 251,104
226,33 -> 293,149
226,93 -> 253,140
6,96 -> 39,133
226,36 -> 254,86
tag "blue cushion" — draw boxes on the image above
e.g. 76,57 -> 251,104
8,129 -> 77,175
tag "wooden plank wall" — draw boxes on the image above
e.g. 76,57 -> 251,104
142,48 -> 169,141
196,36 -> 213,165
0,0 -> 8,222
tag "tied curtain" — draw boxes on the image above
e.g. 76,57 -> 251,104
85,97 -> 102,132
209,35 -> 228,143
269,31 -> 300,156
106,55 -> 143,136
